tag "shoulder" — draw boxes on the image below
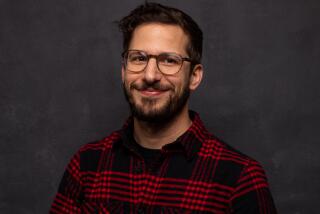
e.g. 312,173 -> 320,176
198,134 -> 269,190
78,130 -> 122,153
199,134 -> 266,179
71,130 -> 122,168
190,111 -> 261,168
62,130 -> 123,172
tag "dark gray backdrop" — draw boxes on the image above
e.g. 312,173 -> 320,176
1,0 -> 319,213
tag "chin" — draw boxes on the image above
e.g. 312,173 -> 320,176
123,83 -> 190,123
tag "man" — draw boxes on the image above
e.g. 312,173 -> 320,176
50,2 -> 277,213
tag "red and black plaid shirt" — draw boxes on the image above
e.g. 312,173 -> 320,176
50,111 -> 276,213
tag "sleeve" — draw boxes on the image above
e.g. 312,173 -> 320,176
230,160 -> 277,214
50,152 -> 83,214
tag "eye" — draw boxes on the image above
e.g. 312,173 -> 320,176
128,53 -> 147,64
159,54 -> 181,66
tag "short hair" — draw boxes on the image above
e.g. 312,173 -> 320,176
118,2 -> 203,64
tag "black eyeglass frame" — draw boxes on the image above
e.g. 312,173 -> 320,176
122,49 -> 195,75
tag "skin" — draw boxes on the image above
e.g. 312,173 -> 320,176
122,23 -> 203,149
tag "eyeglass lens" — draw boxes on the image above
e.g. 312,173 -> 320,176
125,51 -> 184,75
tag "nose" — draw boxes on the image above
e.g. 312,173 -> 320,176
143,58 -> 162,83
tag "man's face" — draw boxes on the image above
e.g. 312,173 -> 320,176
122,23 -> 194,123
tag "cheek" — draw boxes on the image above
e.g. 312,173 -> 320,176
123,74 -> 136,88
122,78 -> 129,91
175,67 -> 191,92
124,74 -> 143,95
176,76 -> 190,93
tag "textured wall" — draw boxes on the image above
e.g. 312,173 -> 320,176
0,0 -> 319,213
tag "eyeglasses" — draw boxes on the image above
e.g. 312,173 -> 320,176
122,50 -> 193,75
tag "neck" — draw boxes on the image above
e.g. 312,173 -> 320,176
133,106 -> 192,149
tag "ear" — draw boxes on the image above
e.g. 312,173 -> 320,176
121,65 -> 125,83
189,64 -> 203,91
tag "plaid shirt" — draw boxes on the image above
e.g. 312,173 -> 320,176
50,111 -> 276,213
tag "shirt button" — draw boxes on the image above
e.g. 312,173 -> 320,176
134,168 -> 142,173
134,162 -> 143,173
137,207 -> 144,214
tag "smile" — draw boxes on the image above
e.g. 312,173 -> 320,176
138,89 -> 169,97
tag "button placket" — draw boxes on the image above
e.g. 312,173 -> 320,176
134,160 -> 144,174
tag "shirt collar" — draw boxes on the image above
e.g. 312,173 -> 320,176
118,110 -> 210,160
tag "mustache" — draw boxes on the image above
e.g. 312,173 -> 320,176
131,82 -> 173,91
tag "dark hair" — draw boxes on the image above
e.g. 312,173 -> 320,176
118,2 -> 203,64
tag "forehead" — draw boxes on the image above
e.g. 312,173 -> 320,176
129,23 -> 189,55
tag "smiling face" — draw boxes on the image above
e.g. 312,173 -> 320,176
122,23 -> 202,123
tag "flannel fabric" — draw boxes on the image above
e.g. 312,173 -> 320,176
50,111 -> 277,213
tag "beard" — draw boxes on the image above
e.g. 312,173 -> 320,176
123,80 -> 190,124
